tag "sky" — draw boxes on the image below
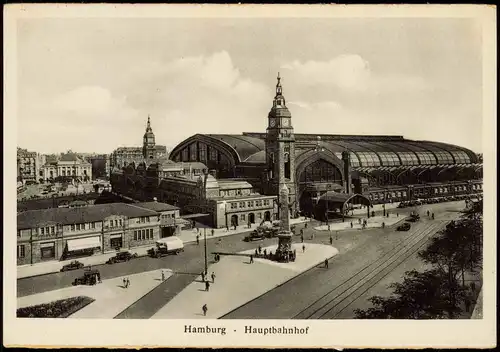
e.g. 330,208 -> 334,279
16,17 -> 483,154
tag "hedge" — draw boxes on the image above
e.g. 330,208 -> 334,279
17,296 -> 95,318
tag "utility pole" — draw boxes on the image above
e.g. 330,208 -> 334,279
204,227 -> 208,275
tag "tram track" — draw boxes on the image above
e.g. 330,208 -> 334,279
293,220 -> 448,319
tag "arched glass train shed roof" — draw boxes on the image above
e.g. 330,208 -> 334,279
170,133 -> 479,169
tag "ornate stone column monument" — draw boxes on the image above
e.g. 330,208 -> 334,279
275,183 -> 294,262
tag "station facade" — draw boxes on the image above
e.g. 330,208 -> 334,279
169,74 -> 483,219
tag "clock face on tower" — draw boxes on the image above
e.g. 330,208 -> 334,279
269,118 -> 276,127
282,118 -> 289,127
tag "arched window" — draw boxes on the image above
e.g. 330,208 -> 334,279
284,153 -> 291,179
299,159 -> 342,184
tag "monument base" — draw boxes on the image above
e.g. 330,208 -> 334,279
274,232 -> 295,263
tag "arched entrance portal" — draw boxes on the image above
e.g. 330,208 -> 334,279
264,211 -> 271,222
297,158 -> 343,217
230,214 -> 239,227
248,213 -> 255,224
316,193 -> 372,221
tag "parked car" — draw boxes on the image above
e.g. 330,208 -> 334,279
397,222 -> 411,231
106,251 -> 137,264
72,269 -> 101,286
147,236 -> 184,258
60,260 -> 84,272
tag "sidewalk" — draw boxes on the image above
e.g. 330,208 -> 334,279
17,269 -> 170,319
313,214 -> 404,232
17,217 -> 309,280
151,243 -> 338,319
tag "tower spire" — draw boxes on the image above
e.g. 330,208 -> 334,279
276,72 -> 282,96
146,114 -> 152,131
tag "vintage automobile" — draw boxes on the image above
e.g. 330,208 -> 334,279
147,237 -> 184,258
72,269 -> 101,286
244,230 -> 266,242
397,222 -> 411,231
106,251 -> 137,264
60,260 -> 84,272
406,212 -> 421,222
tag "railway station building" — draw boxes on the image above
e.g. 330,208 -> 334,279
168,74 -> 483,220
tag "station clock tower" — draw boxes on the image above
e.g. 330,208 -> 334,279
265,73 -> 297,217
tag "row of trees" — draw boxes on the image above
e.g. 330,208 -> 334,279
355,201 -> 483,319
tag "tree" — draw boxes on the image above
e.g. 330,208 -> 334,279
354,269 -> 467,319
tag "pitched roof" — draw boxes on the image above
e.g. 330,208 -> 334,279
17,203 -> 157,229
134,201 -> 179,212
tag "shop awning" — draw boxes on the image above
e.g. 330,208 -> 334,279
67,236 -> 101,251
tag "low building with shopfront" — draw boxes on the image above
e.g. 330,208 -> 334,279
16,202 -> 181,266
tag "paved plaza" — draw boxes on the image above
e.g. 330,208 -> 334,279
17,269 -> 170,319
151,243 -> 338,319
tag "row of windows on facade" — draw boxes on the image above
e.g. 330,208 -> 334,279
17,228 -> 156,259
230,199 -> 271,209
236,212 -> 265,222
133,228 -> 154,241
19,216 -> 155,237
368,184 -> 480,200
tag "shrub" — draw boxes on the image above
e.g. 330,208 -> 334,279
17,296 -> 95,318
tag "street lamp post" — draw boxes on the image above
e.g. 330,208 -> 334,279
204,227 -> 208,275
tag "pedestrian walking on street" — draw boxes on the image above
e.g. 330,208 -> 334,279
202,304 -> 208,316
301,235 -> 304,243
350,222 -> 353,228
205,280 -> 210,291
123,278 -> 127,288
427,210 -> 430,217
387,213 -> 389,218
358,218 -> 361,225
255,248 -> 258,256
329,236 -> 333,245
328,224 -> 331,232
302,244 -> 306,253
382,222 -> 385,229
211,272 -> 216,283
126,278 -> 130,288
161,270 -> 165,281
258,245 -> 262,254
196,235 -> 200,245
263,249 -> 267,256
324,259 -> 329,269
397,212 -> 399,217
432,213 -> 435,220
304,222 -> 308,229
250,255 -> 254,264
211,229 -> 215,236
201,272 -> 205,282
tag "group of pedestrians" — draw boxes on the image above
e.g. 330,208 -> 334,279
201,271 -> 218,316
122,277 -> 131,288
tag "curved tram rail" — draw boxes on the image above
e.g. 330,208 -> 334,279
293,221 -> 449,319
